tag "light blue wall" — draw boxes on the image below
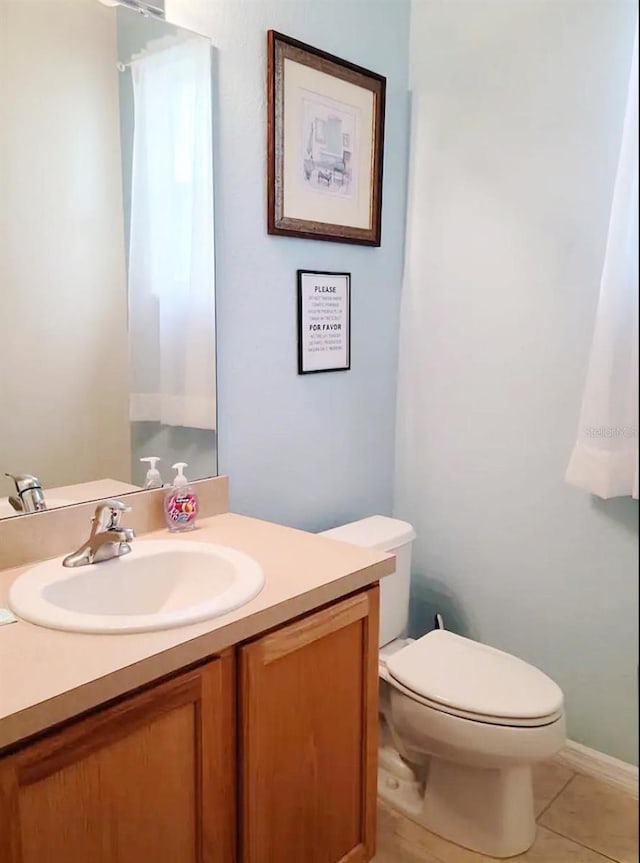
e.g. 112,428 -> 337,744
168,0 -> 411,529
397,0 -> 638,764
168,0 -> 638,764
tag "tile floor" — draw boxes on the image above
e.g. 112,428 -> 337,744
373,760 -> 639,863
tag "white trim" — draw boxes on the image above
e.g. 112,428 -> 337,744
554,740 -> 638,798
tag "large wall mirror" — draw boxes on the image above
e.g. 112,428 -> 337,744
0,0 -> 218,518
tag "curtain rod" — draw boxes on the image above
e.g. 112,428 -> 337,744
103,0 -> 164,20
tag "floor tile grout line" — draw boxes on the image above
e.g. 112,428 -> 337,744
539,823 -> 627,863
535,771 -> 578,822
382,830 -> 449,863
384,812 -> 455,863
379,803 -> 635,863
377,768 -> 639,863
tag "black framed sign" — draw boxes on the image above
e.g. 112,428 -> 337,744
297,270 -> 351,374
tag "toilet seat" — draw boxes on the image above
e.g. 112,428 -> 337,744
385,673 -> 563,727
385,630 -> 564,728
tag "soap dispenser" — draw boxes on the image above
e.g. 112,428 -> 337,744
140,457 -> 163,490
163,462 -> 199,532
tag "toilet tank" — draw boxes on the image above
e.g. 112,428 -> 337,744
319,516 -> 416,647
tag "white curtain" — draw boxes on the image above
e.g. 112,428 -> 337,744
128,38 -> 216,431
566,22 -> 638,500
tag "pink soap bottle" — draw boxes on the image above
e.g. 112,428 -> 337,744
164,462 -> 199,532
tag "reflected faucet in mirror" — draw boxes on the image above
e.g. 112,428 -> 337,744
63,499 -> 136,568
5,474 -> 47,514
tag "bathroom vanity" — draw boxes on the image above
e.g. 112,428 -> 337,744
0,502 -> 393,863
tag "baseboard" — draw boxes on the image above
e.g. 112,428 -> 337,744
554,740 -> 638,798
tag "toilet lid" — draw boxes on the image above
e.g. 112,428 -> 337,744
386,630 -> 563,721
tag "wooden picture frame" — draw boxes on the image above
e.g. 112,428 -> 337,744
297,270 -> 351,374
268,31 -> 386,247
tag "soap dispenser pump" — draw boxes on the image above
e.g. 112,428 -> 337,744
163,462 -> 199,532
140,457 -> 163,490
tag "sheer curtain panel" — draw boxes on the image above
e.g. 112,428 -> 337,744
566,23 -> 638,499
128,38 -> 216,431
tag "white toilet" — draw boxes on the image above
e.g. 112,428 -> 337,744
320,516 -> 566,859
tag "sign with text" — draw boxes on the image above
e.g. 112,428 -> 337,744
297,270 -> 351,374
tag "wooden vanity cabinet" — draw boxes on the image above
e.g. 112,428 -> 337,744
239,586 -> 380,863
0,652 -> 236,863
0,585 -> 380,863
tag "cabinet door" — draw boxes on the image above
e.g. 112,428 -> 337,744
0,652 -> 235,863
240,587 -> 379,863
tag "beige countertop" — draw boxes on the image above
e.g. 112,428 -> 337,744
44,478 -> 141,501
0,512 -> 393,752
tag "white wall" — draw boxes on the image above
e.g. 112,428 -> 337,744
166,0 -> 410,529
397,0 -> 638,763
0,0 -> 130,491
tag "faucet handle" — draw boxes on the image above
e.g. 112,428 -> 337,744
5,473 -> 47,513
94,499 -> 132,531
5,473 -> 42,493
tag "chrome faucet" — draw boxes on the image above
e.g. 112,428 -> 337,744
62,499 -> 135,567
5,473 -> 47,513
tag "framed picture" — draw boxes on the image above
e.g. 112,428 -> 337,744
268,31 -> 386,247
297,270 -> 351,374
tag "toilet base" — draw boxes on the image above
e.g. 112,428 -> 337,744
422,757 -> 536,857
378,754 -> 537,858
378,745 -> 424,815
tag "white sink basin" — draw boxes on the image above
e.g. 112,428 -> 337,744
9,540 -> 265,634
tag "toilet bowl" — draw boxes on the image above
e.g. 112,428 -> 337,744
320,517 -> 566,858
380,630 -> 565,857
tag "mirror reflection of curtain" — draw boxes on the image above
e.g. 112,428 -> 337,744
128,38 -> 216,431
